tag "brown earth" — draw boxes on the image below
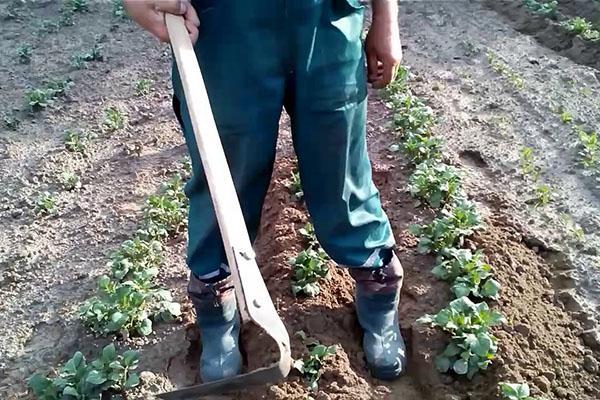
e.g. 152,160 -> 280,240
485,0 -> 600,70
1,1 -> 600,400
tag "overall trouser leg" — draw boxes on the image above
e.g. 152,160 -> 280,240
172,0 -> 288,381
286,0 -> 407,378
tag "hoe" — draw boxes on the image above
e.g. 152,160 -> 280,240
158,14 -> 292,399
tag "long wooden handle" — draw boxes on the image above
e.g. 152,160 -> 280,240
165,15 -> 253,269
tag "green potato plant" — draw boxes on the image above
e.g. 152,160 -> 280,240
137,174 -> 188,240
408,161 -> 461,208
79,274 -> 181,337
522,0 -> 557,19
500,382 -> 545,400
288,169 -> 304,201
37,19 -> 61,34
34,192 -> 58,216
72,44 -> 103,69
108,238 -> 163,281
112,0 -> 128,19
532,184 -> 552,207
574,126 -> 598,169
432,249 -> 501,299
63,0 -> 88,13
299,222 -> 319,250
290,248 -> 329,297
134,78 -> 153,96
60,171 -> 82,190
487,51 -> 525,90
3,112 -> 21,130
28,344 -> 139,400
17,43 -> 32,64
390,92 -> 435,135
401,131 -> 442,165
64,129 -> 95,154
383,65 -> 411,98
103,106 -> 125,131
418,297 -> 506,379
410,199 -> 484,254
561,17 -> 600,41
519,147 -> 541,181
26,79 -> 72,110
293,332 -> 337,392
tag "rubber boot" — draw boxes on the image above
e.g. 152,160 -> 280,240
349,253 -> 407,380
188,274 -> 243,382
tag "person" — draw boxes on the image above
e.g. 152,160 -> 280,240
124,0 -> 405,382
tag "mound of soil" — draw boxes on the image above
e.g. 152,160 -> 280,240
484,0 -> 600,70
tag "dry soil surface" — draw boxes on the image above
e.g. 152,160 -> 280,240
1,1 -> 600,400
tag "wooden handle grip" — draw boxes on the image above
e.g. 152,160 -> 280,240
165,14 -> 253,266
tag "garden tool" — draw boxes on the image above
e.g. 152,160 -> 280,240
158,14 -> 292,399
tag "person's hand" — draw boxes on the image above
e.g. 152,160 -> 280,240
365,14 -> 403,89
124,0 -> 200,43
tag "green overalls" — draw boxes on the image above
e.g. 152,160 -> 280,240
172,0 -> 395,279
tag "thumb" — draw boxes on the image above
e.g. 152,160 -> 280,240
154,0 -> 188,15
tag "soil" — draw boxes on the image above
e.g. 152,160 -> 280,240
1,1 -> 599,400
485,0 -> 600,70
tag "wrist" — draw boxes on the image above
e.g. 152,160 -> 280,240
371,0 -> 398,22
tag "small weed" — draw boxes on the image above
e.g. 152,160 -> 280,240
28,344 -> 140,400
3,112 -> 21,130
103,106 -> 125,131
500,382 -> 544,400
290,248 -> 329,297
134,79 -> 153,96
519,147 -> 541,181
64,129 -> 95,154
17,43 -> 32,64
288,170 -> 304,201
574,126 -> 598,169
522,0 -> 558,19
408,162 -> 462,208
34,192 -> 58,216
60,171 -> 82,190
293,332 -> 336,392
71,44 -> 103,69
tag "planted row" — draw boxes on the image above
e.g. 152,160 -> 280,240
28,344 -> 140,400
384,67 -> 505,379
80,173 -> 188,337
